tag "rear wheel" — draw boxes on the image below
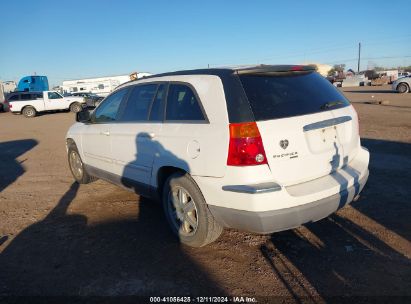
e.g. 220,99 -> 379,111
70,102 -> 82,113
162,172 -> 223,247
68,143 -> 97,184
397,83 -> 409,94
22,106 -> 36,118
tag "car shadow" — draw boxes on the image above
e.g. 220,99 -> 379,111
0,139 -> 38,192
260,137 -> 411,298
352,138 -> 411,242
0,133 -> 224,297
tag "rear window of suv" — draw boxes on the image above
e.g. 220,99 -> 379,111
239,71 -> 350,121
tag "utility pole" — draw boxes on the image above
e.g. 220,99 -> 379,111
357,42 -> 361,73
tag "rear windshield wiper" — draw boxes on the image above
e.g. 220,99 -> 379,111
320,100 -> 345,110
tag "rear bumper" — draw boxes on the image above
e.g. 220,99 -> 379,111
209,170 -> 368,234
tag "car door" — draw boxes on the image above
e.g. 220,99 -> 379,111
155,82 -> 210,180
81,87 -> 130,174
110,83 -> 165,190
44,91 -> 66,110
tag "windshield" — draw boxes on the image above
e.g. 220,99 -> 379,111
239,72 -> 350,121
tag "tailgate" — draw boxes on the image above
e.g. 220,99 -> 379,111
238,69 -> 360,186
258,106 -> 359,186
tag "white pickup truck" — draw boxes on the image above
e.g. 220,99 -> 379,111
8,91 -> 86,118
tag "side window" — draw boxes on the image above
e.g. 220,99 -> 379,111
93,88 -> 129,123
165,84 -> 205,121
121,84 -> 158,122
21,94 -> 33,100
149,84 -> 167,121
9,94 -> 19,101
48,92 -> 63,99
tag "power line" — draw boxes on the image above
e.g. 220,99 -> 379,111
326,55 -> 411,65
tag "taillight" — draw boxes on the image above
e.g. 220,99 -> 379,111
227,122 -> 268,166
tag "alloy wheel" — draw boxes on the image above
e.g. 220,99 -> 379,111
167,187 -> 198,236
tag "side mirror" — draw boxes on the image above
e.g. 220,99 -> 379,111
76,109 -> 91,123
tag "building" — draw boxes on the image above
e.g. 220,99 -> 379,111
303,63 -> 332,76
62,72 -> 151,97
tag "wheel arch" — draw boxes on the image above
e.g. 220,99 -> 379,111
69,101 -> 82,110
21,104 -> 38,114
66,138 -> 76,149
397,82 -> 410,91
66,137 -> 84,160
155,166 -> 187,198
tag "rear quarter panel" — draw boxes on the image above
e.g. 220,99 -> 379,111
141,75 -> 230,185
11,99 -> 45,112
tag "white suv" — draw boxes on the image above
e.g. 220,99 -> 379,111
66,65 -> 369,247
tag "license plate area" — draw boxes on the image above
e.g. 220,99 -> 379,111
305,126 -> 339,154
321,126 -> 338,144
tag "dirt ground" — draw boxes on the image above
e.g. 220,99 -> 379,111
0,85 -> 410,301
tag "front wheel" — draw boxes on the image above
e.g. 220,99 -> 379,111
162,172 -> 223,247
68,143 -> 97,184
70,102 -> 82,113
397,83 -> 409,94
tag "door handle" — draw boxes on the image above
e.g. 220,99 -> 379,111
100,131 -> 110,136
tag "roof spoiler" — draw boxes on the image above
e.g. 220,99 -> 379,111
235,64 -> 316,75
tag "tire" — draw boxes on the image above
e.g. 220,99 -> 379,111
162,172 -> 223,247
70,102 -> 82,113
22,106 -> 36,118
67,143 -> 97,184
397,83 -> 409,94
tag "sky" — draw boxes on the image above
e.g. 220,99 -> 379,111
1,0 -> 410,86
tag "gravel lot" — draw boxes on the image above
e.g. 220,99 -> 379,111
0,85 -> 410,300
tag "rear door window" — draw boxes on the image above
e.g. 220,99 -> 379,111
165,84 -> 205,121
239,72 -> 350,121
120,84 -> 158,122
